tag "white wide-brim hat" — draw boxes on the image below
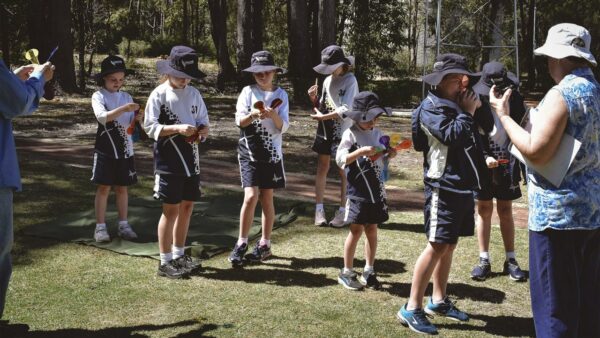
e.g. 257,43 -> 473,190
534,23 -> 597,66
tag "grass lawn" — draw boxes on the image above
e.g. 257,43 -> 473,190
4,154 -> 534,338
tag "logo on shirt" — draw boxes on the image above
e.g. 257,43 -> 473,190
272,174 -> 282,183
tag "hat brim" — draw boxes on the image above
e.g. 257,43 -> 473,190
534,44 -> 597,66
472,71 -> 519,96
347,106 -> 391,123
93,69 -> 134,80
242,65 -> 287,74
422,69 -> 480,86
157,60 -> 206,80
313,59 -> 352,75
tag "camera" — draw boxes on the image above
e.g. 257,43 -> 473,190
490,77 -> 515,95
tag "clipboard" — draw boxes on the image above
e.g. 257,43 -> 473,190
508,107 -> 581,187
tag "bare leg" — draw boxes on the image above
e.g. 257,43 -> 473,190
497,200 -> 515,253
114,186 -> 128,221
407,242 -> 451,310
173,200 -> 194,247
431,244 -> 457,301
476,200 -> 493,254
94,185 -> 111,224
239,187 -> 259,238
363,224 -> 378,266
158,203 -> 179,254
343,224 -> 364,269
337,167 -> 347,207
259,189 -> 275,241
315,154 -> 330,204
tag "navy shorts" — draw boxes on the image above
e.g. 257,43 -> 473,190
345,198 -> 389,226
312,135 -> 339,157
424,186 -> 474,244
239,159 -> 285,189
153,174 -> 201,204
474,168 -> 521,201
91,152 -> 137,186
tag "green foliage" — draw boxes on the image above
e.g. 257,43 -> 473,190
118,38 -> 151,58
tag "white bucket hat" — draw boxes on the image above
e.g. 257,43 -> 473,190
534,23 -> 597,66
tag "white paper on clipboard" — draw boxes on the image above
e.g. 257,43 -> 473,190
509,107 -> 581,187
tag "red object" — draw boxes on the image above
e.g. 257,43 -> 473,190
498,159 -> 509,165
185,124 -> 206,143
369,139 -> 412,161
127,110 -> 139,135
270,98 -> 283,109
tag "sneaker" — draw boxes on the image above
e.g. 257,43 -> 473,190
329,210 -> 346,228
174,255 -> 202,274
228,242 -> 248,266
245,241 -> 272,262
337,270 -> 364,290
396,303 -> 438,335
360,270 -> 382,290
503,258 -> 527,282
157,260 -> 189,279
94,225 -> 110,242
117,223 -> 138,240
425,296 -> 469,322
315,209 -> 328,226
470,257 -> 491,281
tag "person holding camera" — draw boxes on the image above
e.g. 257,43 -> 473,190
0,58 -> 54,320
469,61 -> 527,282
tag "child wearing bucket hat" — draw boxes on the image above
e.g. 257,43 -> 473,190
90,55 -> 140,243
334,91 -> 395,291
307,45 -> 359,228
144,46 -> 209,279
469,61 -> 527,283
228,51 -> 289,266
397,53 -> 486,335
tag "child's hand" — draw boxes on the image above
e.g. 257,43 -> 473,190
310,112 -> 326,121
260,107 -> 275,120
250,109 -> 261,120
197,125 -> 209,138
360,146 -> 378,157
135,111 -> 143,121
458,90 -> 480,115
125,103 -> 140,112
307,84 -> 319,99
13,65 -> 35,81
486,156 -> 499,168
387,148 -> 398,159
178,124 -> 197,136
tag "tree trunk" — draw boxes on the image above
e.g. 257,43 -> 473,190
352,0 -> 370,81
336,0 -> 347,46
74,0 -> 87,91
489,0 -> 506,62
287,0 -> 312,103
523,0 -> 536,90
309,0 -> 320,65
208,0 -> 236,90
182,0 -> 189,45
236,0 -> 264,87
317,0 -> 335,51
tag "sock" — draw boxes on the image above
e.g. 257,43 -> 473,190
118,220 -> 128,227
160,252 -> 172,265
342,267 -> 353,274
316,203 -> 324,212
259,239 -> 271,247
364,264 -> 374,274
506,251 -> 516,260
338,206 -> 346,213
95,223 -> 106,229
480,251 -> 490,261
433,296 -> 446,304
237,238 -> 248,246
172,246 -> 185,259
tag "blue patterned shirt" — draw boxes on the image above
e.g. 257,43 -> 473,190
528,67 -> 600,231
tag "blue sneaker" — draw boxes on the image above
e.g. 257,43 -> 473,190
503,258 -> 527,282
425,297 -> 469,322
396,303 -> 438,335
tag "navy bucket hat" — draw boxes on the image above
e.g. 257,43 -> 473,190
243,51 -> 286,74
422,53 -> 480,86
94,55 -> 133,79
157,46 -> 206,80
344,91 -> 391,123
472,61 -> 519,96
313,45 -> 354,75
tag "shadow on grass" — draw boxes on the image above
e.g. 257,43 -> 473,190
0,320 -> 223,338
378,222 -> 423,233
200,266 -> 337,287
385,282 -> 506,304
437,314 -> 535,337
264,256 -> 406,274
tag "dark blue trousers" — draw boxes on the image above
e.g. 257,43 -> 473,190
529,228 -> 600,338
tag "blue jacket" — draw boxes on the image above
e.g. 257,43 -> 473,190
412,92 -> 485,194
0,59 -> 45,191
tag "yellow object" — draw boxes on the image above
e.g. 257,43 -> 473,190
25,49 -> 40,64
390,133 -> 401,145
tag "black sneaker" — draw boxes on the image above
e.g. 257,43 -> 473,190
157,260 -> 189,279
174,255 -> 202,274
245,241 -> 272,262
228,242 -> 248,266
503,258 -> 527,282
470,257 -> 491,281
338,270 -> 364,290
360,270 -> 382,290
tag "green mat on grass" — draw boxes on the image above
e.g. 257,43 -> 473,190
23,193 -> 298,259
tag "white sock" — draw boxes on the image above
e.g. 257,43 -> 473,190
364,264 -> 374,274
160,252 -> 172,265
260,239 -> 271,247
480,252 -> 490,261
172,246 -> 185,259
506,251 -> 516,260
343,267 -> 353,274
316,203 -> 324,212
96,223 -> 106,229
237,237 -> 248,246
118,220 -> 128,227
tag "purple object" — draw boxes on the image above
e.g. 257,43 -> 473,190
46,46 -> 59,62
379,135 -> 390,148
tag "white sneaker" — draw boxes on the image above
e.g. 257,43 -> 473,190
329,210 -> 346,228
118,223 -> 138,240
314,209 -> 327,226
94,225 -> 110,242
